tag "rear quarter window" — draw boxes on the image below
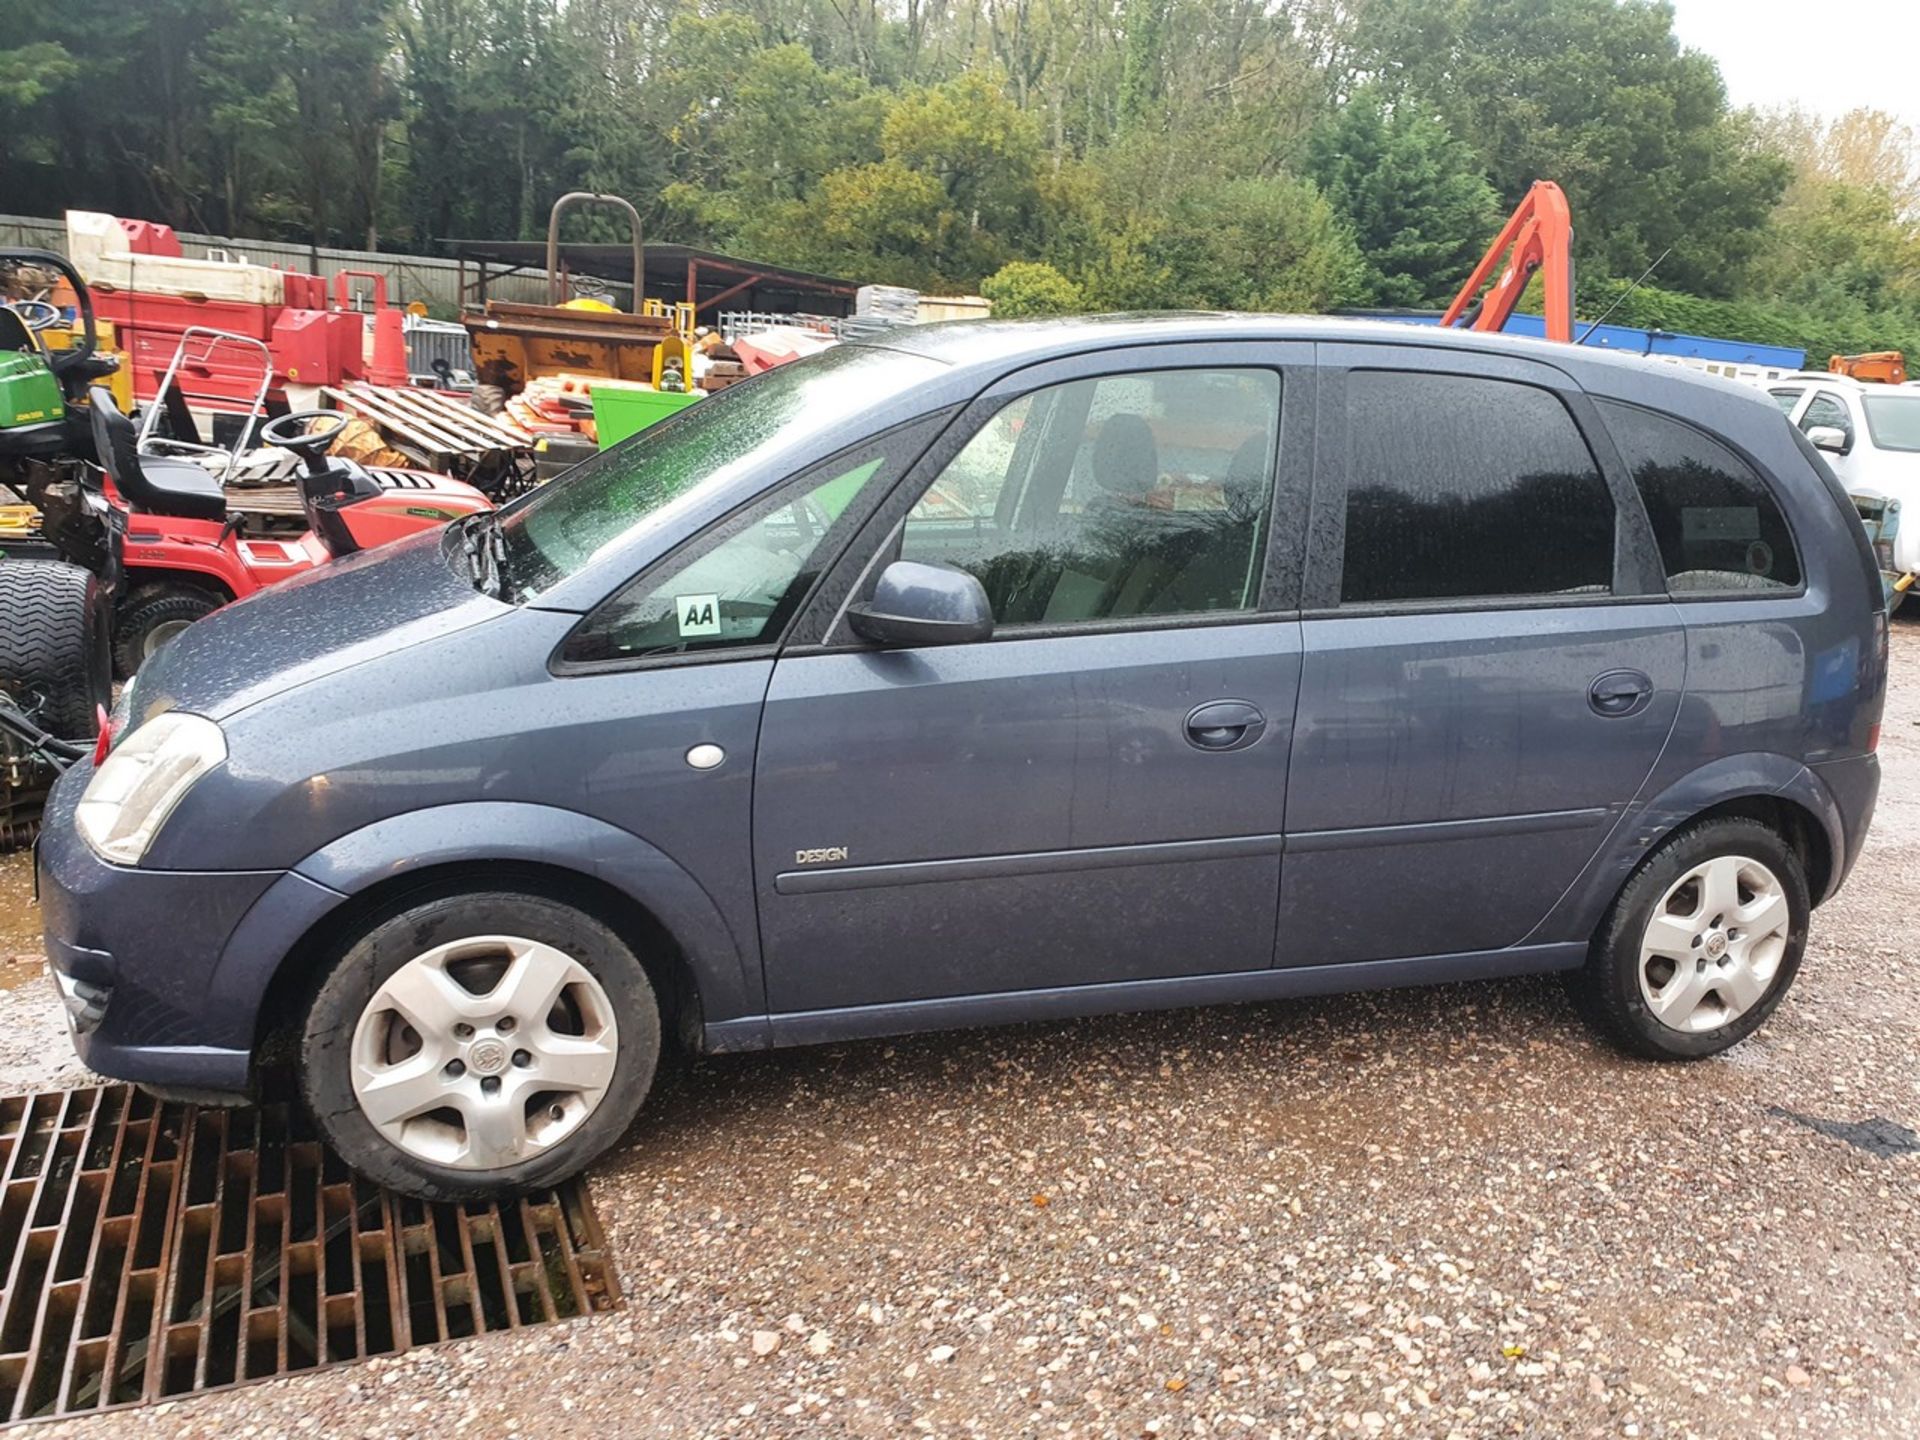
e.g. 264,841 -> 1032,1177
1598,400 -> 1801,594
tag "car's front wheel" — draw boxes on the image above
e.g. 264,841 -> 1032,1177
300,891 -> 660,1201
1571,817 -> 1809,1060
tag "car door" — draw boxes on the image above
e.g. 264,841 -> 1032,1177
752,343 -> 1314,1020
1280,345 -> 1685,966
548,413 -> 955,1022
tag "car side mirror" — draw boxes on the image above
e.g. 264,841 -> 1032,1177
1806,424 -> 1850,455
847,560 -> 994,647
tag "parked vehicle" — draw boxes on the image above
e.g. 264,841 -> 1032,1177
1766,374 -> 1920,607
37,317 -> 1886,1201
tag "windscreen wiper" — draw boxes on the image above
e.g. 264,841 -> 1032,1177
461,512 -> 508,599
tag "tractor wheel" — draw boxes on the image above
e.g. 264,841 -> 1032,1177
0,559 -> 111,740
113,583 -> 224,678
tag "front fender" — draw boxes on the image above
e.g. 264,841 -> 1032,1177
120,540 -> 247,599
1528,752 -> 1848,944
209,801 -> 757,1037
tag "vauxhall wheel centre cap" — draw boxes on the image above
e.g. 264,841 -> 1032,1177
467,1038 -> 510,1076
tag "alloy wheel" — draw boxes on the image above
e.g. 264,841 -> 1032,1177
1637,854 -> 1792,1034
350,935 -> 620,1169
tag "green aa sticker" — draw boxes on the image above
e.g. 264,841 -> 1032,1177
676,593 -> 722,637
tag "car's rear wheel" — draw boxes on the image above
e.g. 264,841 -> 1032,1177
300,892 -> 660,1201
1570,817 -> 1808,1059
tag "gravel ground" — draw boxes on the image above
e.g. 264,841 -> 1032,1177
4,628 -> 1919,1439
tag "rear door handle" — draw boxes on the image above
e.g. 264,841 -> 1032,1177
1184,699 -> 1267,752
1588,669 -> 1654,718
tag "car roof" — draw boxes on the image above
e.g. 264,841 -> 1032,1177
851,311 -> 1777,410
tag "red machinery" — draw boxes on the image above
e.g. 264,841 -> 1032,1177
1440,180 -> 1575,344
86,389 -> 491,670
68,211 -> 399,406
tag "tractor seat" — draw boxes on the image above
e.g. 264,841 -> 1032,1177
87,386 -> 226,523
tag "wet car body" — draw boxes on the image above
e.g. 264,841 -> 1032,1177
36,315 -> 1886,1191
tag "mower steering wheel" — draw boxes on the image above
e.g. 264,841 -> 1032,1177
260,409 -> 351,456
6,300 -> 61,332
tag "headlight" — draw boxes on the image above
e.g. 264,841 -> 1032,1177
75,712 -> 226,864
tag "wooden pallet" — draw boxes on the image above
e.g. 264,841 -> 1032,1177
319,383 -> 536,468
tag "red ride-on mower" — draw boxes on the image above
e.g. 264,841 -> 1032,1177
88,389 -> 492,671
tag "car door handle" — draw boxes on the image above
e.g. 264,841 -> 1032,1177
1184,700 -> 1267,752
1588,669 -> 1654,718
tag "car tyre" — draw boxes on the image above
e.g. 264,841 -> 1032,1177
1570,817 -> 1808,1060
300,891 -> 661,1202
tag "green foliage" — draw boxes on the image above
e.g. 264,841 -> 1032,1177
1353,0 -> 1790,299
1305,88 -> 1502,308
1580,279 -> 1920,370
980,261 -> 1083,317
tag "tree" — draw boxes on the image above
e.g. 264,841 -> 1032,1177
1052,132 -> 1364,312
981,260 -> 1083,316
1757,105 -> 1920,219
1305,87 -> 1501,307
1352,0 -> 1789,297
0,40 -> 76,174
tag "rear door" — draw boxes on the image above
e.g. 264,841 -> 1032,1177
753,343 -> 1314,1017
1280,345 -> 1685,966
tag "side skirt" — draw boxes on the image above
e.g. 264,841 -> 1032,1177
702,942 -> 1586,1054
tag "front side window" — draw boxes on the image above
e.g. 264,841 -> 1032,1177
896,368 -> 1281,625
565,450 -> 894,662
1599,401 -> 1802,594
1339,371 -> 1614,605
1800,393 -> 1855,446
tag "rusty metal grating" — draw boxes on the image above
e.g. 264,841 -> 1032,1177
0,1084 -> 620,1424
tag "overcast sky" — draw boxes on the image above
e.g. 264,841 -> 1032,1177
1668,1 -> 1920,126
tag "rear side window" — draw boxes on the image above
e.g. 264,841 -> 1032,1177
1599,401 -> 1802,594
1340,371 -> 1614,605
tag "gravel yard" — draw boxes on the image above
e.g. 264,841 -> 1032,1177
5,627 -> 1918,1439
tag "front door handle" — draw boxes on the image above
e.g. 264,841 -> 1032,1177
1589,669 -> 1654,718
1184,699 -> 1267,752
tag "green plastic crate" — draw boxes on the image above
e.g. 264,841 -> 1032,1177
590,387 -> 702,448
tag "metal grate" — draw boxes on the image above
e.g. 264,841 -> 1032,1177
0,1085 -> 620,1424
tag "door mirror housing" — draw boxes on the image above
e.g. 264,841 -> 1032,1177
848,560 -> 994,647
1806,424 -> 1850,455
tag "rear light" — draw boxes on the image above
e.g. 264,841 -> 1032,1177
1868,722 -> 1882,753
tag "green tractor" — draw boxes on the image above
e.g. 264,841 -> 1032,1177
0,250 -> 117,847
0,248 -> 116,476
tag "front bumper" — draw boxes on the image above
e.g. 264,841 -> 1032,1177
35,763 -> 284,1093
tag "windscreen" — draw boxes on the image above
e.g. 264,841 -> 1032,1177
496,344 -> 946,598
1862,394 -> 1920,454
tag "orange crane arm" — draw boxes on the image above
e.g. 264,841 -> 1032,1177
1829,352 -> 1907,385
1440,180 -> 1575,344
